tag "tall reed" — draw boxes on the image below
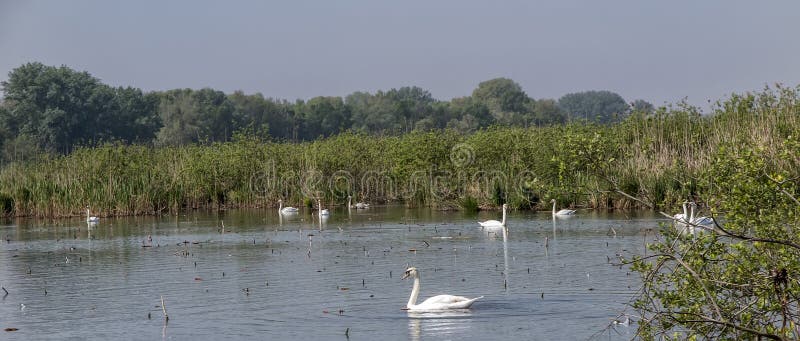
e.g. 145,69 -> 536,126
1,86 -> 797,217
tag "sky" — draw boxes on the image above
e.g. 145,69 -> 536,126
1,0 -> 798,111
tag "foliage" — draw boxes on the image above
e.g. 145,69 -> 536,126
558,90 -> 630,123
471,77 -> 531,124
631,99 -> 655,115
1,63 -> 581,154
0,62 -> 160,152
155,88 -> 236,146
626,85 -> 800,339
459,195 -> 479,212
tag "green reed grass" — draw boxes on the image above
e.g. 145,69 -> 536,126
1,86 -> 798,218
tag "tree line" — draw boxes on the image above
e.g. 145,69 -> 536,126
0,62 -> 651,158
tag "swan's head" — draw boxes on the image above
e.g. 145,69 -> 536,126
502,204 -> 508,209
401,267 -> 418,280
348,195 -> 352,199
550,199 -> 556,203
278,199 -> 283,203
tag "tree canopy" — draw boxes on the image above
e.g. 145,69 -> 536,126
0,62 -> 641,155
558,90 -> 630,123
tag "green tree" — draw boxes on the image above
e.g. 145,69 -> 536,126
1,62 -> 106,152
528,99 -> 567,126
1,62 -> 160,151
299,96 -> 351,138
446,96 -> 494,132
631,99 -> 655,115
103,86 -> 160,143
632,138 -> 800,340
385,86 -> 436,133
471,78 -> 532,124
227,91 -> 301,141
155,89 -> 200,146
155,88 -> 235,146
558,90 -> 630,123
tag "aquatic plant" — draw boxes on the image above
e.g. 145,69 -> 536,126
0,85 -> 797,218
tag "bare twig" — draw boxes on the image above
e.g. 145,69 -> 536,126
676,313 -> 786,341
764,173 -> 800,206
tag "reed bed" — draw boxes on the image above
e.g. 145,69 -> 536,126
1,86 -> 798,218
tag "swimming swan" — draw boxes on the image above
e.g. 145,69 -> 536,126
673,201 -> 689,225
348,195 -> 369,209
673,201 -> 693,234
551,199 -> 576,216
86,207 -> 100,223
689,202 -> 715,228
317,199 -> 330,216
401,267 -> 483,311
478,204 -> 507,228
278,200 -> 299,214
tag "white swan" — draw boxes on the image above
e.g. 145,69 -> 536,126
673,201 -> 693,235
673,201 -> 689,224
317,199 -> 330,216
347,195 -> 369,209
478,204 -> 507,228
86,207 -> 100,223
401,267 -> 483,311
278,200 -> 299,215
689,202 -> 715,228
551,199 -> 575,216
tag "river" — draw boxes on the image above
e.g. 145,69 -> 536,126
1,206 -> 661,340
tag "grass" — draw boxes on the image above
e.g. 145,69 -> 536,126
1,85 -> 798,218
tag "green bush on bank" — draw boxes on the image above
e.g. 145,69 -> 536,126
0,86 -> 797,218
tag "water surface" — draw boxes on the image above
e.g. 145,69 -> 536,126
1,206 -> 661,340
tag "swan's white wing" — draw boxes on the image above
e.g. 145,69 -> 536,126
281,207 -> 299,214
415,295 -> 483,310
693,216 -> 715,226
555,209 -> 575,216
478,220 -> 503,227
445,296 -> 483,309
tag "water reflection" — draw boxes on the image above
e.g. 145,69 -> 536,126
0,207 -> 659,340
407,310 -> 474,341
502,227 -> 509,291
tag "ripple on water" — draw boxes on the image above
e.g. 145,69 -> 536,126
0,208 -> 658,340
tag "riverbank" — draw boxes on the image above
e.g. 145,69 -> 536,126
1,86 -> 797,218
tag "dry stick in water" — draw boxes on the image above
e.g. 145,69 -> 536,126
161,295 -> 169,321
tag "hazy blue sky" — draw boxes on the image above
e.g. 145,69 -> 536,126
1,1 -> 798,111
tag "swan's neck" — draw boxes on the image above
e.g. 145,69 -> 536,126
348,197 -> 352,208
689,204 -> 695,222
278,202 -> 283,212
501,206 -> 507,225
682,203 -> 687,219
408,275 -> 420,308
552,201 -> 557,215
